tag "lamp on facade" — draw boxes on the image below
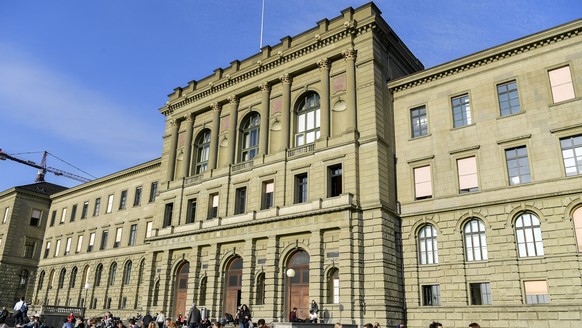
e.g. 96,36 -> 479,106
286,268 -> 296,321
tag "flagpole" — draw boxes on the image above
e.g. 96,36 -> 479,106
260,0 -> 265,49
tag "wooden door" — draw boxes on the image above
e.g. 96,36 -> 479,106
287,251 -> 310,320
225,257 -> 243,316
174,262 -> 189,318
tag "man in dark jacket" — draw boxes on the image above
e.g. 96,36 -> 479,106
142,313 -> 154,328
187,304 -> 201,328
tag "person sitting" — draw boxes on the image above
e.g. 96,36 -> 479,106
289,308 -> 298,322
308,311 -> 317,323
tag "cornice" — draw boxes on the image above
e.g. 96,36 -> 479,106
390,19 -> 582,93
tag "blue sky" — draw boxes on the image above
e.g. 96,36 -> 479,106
1,0 -> 580,191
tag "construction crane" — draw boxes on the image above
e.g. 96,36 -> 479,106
0,149 -> 93,183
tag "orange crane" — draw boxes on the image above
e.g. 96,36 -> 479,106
0,149 -> 92,183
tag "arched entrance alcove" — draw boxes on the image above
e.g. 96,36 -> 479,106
224,257 -> 243,316
287,250 -> 310,319
173,262 -> 190,318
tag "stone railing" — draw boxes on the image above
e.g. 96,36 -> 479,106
287,144 -> 315,157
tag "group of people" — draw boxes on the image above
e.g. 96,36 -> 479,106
289,300 -> 319,323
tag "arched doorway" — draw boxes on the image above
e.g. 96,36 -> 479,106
224,257 -> 242,317
287,250 -> 310,320
173,262 -> 189,318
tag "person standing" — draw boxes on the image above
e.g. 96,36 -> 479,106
237,305 -> 251,328
156,312 -> 166,328
13,297 -> 25,326
310,300 -> 318,315
187,304 -> 201,328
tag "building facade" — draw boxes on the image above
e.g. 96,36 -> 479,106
0,2 -> 577,328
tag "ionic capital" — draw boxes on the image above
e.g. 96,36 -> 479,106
317,58 -> 330,70
279,73 -> 292,85
228,95 -> 239,106
259,82 -> 271,93
342,48 -> 357,61
211,102 -> 222,112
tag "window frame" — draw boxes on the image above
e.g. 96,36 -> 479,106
469,282 -> 492,305
418,224 -> 438,265
163,203 -> 174,227
524,280 -> 550,304
186,198 -> 197,224
234,187 -> 247,215
410,105 -> 428,138
457,156 -> 479,193
208,194 -> 219,219
295,92 -> 321,146
422,284 -> 441,306
149,182 -> 158,203
119,190 -> 128,210
451,93 -> 472,128
261,180 -> 274,210
106,194 -> 114,213
93,198 -> 101,217
515,212 -> 544,258
328,164 -> 343,198
464,219 -> 488,262
195,130 -> 211,174
548,65 -> 575,103
128,224 -> 138,246
30,209 -> 42,226
497,80 -> 521,116
133,187 -> 142,207
413,165 -> 433,200
505,146 -> 531,185
240,112 -> 260,162
560,134 -> 582,177
294,173 -> 308,204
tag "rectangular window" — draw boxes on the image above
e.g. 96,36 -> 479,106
134,186 -> 142,206
261,181 -> 274,210
54,239 -> 61,257
81,201 -> 89,219
106,194 -> 114,213
549,66 -> 575,103
146,222 -> 153,238
294,173 -> 308,204
119,190 -> 127,210
497,80 -> 521,116
3,207 -> 9,224
44,241 -> 51,259
129,224 -> 137,246
93,198 -> 101,217
411,105 -> 428,137
65,237 -> 72,255
422,285 -> 441,306
30,209 -> 42,226
505,146 -> 531,185
328,164 -> 343,197
24,240 -> 35,258
149,182 -> 158,203
87,233 -> 95,252
208,194 -> 219,219
470,282 -> 492,305
50,210 -> 56,226
235,187 -> 247,215
114,228 -> 122,248
524,280 -> 550,304
452,94 -> 471,128
414,166 -> 433,200
60,208 -> 67,224
163,203 -> 174,227
100,230 -> 108,250
76,235 -> 84,253
560,135 -> 582,176
70,204 -> 77,222
186,199 -> 197,224
457,156 -> 479,193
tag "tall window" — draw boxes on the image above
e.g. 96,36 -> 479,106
119,190 -> 127,210
88,233 -> 95,252
30,209 -> 42,226
470,282 -> 492,305
560,135 -> 582,176
240,113 -> 260,161
149,182 -> 158,203
574,208 -> 582,252
464,219 -> 488,261
65,237 -> 72,255
208,194 -> 219,219
327,268 -> 340,304
548,66 -> 575,103
95,264 -> 103,287
524,280 -> 549,304
328,164 -> 342,197
199,277 -> 207,306
70,267 -> 78,288
76,235 -> 84,253
70,204 -> 77,222
515,212 -> 544,257
452,94 -> 471,128
295,92 -> 321,146
414,165 -> 433,200
146,222 -> 153,238
411,105 -> 428,137
134,187 -> 142,206
418,225 -> 438,265
100,230 -> 109,250
506,146 -> 531,185
123,261 -> 132,285
235,187 -> 247,215
422,285 -> 440,306
114,228 -> 123,248
497,80 -> 521,116
186,199 -> 197,224
153,280 -> 160,306
128,224 -> 138,246
54,239 -> 61,257
38,271 -> 45,290
294,173 -> 308,204
261,181 -> 274,210
457,156 -> 479,193
58,269 -> 66,289
163,203 -> 173,227
81,201 -> 89,219
60,208 -> 67,224
44,242 -> 51,259
106,194 -> 114,213
50,210 -> 56,226
256,273 -> 265,305
195,130 -> 211,174
2,207 -> 8,224
24,240 -> 35,258
93,198 -> 101,217
109,263 -> 117,286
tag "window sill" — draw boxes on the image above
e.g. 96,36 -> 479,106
549,97 -> 580,107
408,133 -> 432,141
450,123 -> 476,131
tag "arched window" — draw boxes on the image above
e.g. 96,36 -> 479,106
94,264 -> 103,287
515,212 -> 544,257
464,219 -> 488,261
240,113 -> 260,161
255,273 -> 265,305
195,130 -> 211,174
153,280 -> 160,306
574,207 -> 582,252
48,270 -> 55,289
18,270 -> 29,289
327,268 -> 339,304
70,267 -> 78,288
38,271 -> 46,290
109,262 -> 117,286
295,93 -> 320,146
58,268 -> 66,289
418,224 -> 438,264
199,277 -> 207,306
123,261 -> 132,285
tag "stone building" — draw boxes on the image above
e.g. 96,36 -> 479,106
0,182 -> 67,307
3,2 -> 578,328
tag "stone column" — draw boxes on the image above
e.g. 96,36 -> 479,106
318,58 -> 331,139
343,48 -> 358,132
259,82 -> 271,156
182,114 -> 195,178
227,96 -> 239,165
209,103 -> 221,170
166,118 -> 181,182
280,74 -> 292,150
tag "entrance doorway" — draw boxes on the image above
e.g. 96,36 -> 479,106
173,262 -> 189,318
287,250 -> 310,320
224,257 -> 243,317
